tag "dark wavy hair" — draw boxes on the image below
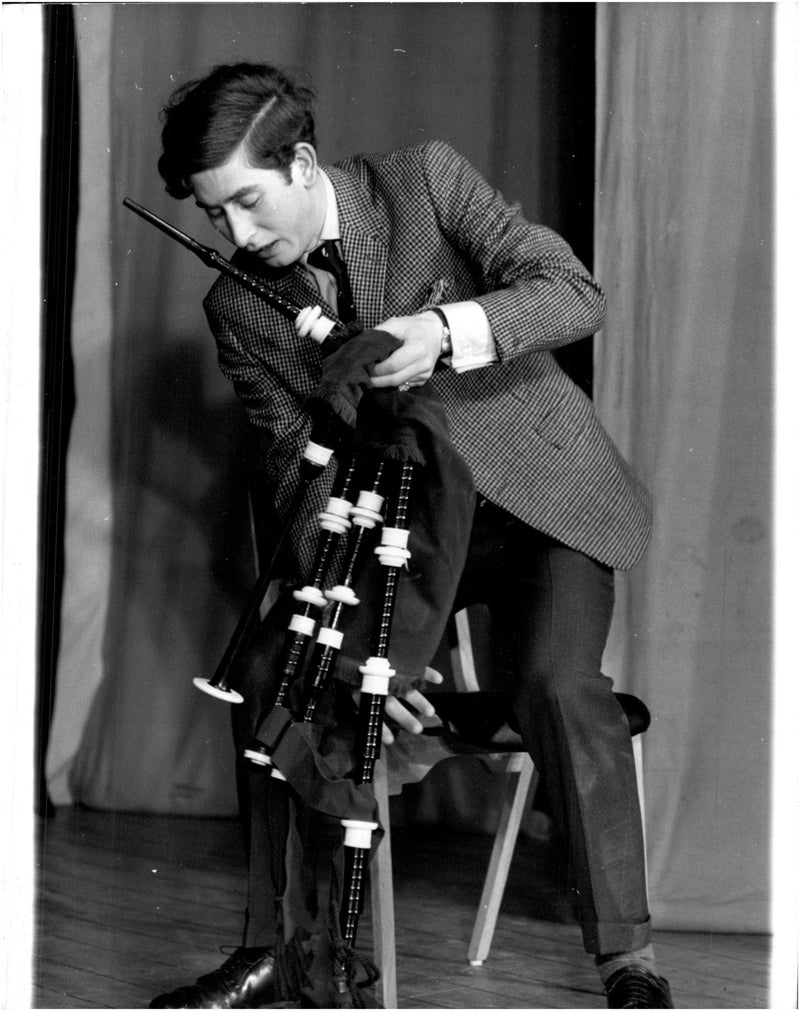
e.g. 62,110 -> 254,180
158,63 -> 316,199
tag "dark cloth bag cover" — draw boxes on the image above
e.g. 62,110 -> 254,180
251,329 -> 475,1007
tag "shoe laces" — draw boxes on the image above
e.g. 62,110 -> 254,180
605,967 -> 669,1009
200,946 -> 270,989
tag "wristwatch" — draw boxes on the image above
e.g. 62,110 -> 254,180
430,307 -> 452,358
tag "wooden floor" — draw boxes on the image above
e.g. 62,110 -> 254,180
34,805 -> 770,1010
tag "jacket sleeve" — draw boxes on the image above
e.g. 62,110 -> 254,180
204,295 -> 317,523
418,141 -> 606,362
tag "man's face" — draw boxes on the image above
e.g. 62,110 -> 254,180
189,143 -> 324,268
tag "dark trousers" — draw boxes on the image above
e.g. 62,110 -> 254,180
453,497 -> 651,955
234,497 -> 651,957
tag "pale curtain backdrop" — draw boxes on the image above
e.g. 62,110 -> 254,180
594,5 -> 772,932
47,3 -> 773,933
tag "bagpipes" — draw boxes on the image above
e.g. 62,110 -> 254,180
125,200 -> 476,1007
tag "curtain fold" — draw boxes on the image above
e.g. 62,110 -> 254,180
46,6 -> 114,805
594,2 -> 772,932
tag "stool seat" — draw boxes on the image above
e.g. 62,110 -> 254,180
421,689 -> 650,754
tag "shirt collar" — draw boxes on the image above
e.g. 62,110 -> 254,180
300,169 -> 340,267
317,169 -> 340,241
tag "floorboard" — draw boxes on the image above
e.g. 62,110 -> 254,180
33,807 -> 771,1009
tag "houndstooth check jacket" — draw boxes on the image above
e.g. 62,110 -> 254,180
204,141 -> 652,572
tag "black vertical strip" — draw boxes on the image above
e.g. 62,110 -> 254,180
38,5 -> 79,816
546,4 -> 597,399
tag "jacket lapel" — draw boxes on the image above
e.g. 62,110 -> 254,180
325,164 -> 389,329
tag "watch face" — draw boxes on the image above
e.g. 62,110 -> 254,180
431,306 -> 452,356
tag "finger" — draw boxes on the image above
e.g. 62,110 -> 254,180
403,689 -> 437,721
371,347 -> 414,378
385,695 -> 423,735
423,665 -> 444,685
381,723 -> 395,746
370,370 -> 417,389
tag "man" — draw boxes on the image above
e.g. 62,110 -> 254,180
150,62 -> 673,1009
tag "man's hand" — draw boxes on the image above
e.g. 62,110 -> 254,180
352,666 -> 444,746
369,312 -> 444,390
382,665 -> 444,744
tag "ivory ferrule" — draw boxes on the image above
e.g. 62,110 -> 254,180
287,612 -> 318,636
303,440 -> 335,469
375,544 -> 411,567
381,527 -> 411,548
316,626 -> 344,650
318,496 -> 352,534
358,656 -> 395,695
349,489 -> 384,528
341,820 -> 379,849
295,304 -> 337,343
325,585 -> 360,606
192,677 -> 244,704
292,586 -> 327,609
375,525 -> 411,566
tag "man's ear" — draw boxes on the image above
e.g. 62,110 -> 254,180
292,142 -> 318,186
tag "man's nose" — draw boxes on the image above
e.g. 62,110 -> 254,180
228,211 -> 257,250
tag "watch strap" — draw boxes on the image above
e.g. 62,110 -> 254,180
430,306 -> 452,357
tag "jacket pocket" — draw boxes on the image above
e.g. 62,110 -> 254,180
532,389 -> 595,450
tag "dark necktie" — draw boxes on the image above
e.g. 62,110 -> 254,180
307,239 -> 358,324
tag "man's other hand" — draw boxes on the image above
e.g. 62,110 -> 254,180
369,312 -> 443,390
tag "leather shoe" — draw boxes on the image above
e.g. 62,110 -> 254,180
150,947 -> 276,1008
604,966 -> 674,1008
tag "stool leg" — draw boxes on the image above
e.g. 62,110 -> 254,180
468,756 -> 538,965
632,734 -> 648,894
370,759 -> 397,1008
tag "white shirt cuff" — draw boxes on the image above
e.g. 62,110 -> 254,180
439,301 -> 498,372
